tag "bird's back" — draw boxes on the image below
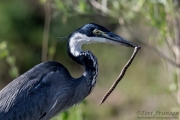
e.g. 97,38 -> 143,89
0,61 -> 73,120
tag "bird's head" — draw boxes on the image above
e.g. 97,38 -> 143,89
68,23 -> 138,56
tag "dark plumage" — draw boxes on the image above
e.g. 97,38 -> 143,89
0,23 -> 137,120
72,23 -> 110,37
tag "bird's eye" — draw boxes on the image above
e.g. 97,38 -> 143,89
93,29 -> 102,35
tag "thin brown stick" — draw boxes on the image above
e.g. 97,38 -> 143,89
99,46 -> 141,105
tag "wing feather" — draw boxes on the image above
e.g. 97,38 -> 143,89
0,61 -> 72,120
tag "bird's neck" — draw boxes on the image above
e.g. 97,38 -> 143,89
81,50 -> 98,87
67,41 -> 98,88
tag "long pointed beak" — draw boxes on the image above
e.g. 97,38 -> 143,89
102,32 -> 137,48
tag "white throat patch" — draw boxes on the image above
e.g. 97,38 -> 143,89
69,32 -> 107,56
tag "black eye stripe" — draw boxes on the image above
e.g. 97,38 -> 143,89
95,31 -> 100,34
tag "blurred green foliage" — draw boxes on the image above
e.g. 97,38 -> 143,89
0,41 -> 19,82
0,0 -> 179,120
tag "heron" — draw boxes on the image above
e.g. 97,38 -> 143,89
0,23 -> 138,120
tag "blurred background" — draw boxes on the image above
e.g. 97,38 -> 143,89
0,0 -> 180,120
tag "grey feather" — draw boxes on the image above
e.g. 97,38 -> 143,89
0,61 -> 93,120
0,23 -> 135,120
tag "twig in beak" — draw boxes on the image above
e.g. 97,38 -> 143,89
99,46 -> 141,105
